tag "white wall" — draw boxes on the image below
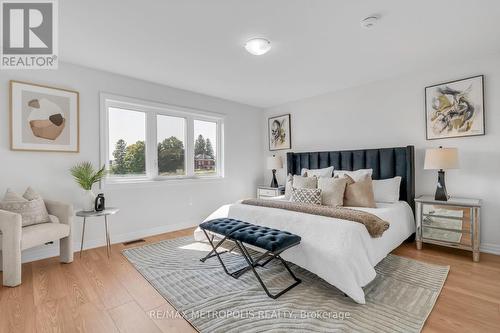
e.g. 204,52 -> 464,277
265,54 -> 500,254
0,62 -> 265,262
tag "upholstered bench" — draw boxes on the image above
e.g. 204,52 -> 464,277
199,218 -> 302,299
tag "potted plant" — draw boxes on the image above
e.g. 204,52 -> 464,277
70,162 -> 106,211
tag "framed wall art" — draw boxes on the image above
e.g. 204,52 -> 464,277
268,114 -> 291,151
425,75 -> 484,140
10,80 -> 79,152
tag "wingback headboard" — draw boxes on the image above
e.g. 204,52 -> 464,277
286,145 -> 415,212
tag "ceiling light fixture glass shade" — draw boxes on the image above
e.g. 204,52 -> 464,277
244,38 -> 271,55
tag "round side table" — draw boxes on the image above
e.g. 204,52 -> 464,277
76,208 -> 119,258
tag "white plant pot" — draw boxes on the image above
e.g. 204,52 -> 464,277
82,190 -> 96,212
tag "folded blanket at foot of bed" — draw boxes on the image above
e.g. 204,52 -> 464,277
240,198 -> 389,237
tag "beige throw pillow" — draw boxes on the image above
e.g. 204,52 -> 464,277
0,188 -> 50,227
343,175 -> 376,208
318,177 -> 347,207
284,174 -> 318,200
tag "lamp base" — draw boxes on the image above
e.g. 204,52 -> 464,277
270,169 -> 279,188
434,169 -> 448,201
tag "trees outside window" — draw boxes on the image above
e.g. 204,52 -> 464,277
103,94 -> 223,182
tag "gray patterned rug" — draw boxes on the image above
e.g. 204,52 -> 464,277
122,236 -> 449,333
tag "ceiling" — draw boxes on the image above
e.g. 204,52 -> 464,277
60,0 -> 500,108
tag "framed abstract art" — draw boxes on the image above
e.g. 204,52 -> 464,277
425,75 -> 485,140
268,114 -> 291,151
10,80 -> 80,152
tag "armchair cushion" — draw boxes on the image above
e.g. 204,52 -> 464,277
0,188 -> 49,227
21,222 -> 70,250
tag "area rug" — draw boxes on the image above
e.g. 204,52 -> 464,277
123,236 -> 449,333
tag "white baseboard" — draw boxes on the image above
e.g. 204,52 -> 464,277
480,243 -> 500,255
21,220 -> 197,263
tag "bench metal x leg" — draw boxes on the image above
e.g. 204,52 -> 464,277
235,240 -> 302,299
200,228 -> 302,299
201,229 -> 274,279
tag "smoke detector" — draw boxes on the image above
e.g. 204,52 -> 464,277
360,16 -> 379,29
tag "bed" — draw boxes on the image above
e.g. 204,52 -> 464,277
194,146 -> 415,304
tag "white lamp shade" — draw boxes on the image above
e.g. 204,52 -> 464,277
424,148 -> 459,170
267,156 -> 283,170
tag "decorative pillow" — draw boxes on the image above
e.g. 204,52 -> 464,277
23,186 -> 42,200
334,169 -> 373,182
291,187 -> 322,205
343,176 -> 376,208
0,188 -> 50,227
301,166 -> 334,178
318,177 -> 347,207
284,174 -> 318,200
372,176 -> 402,203
284,174 -> 293,200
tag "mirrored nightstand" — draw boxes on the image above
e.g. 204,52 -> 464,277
257,185 -> 285,199
415,195 -> 481,262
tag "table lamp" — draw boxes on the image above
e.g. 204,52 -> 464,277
267,155 -> 283,188
424,147 -> 459,201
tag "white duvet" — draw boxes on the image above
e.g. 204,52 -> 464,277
194,200 -> 415,304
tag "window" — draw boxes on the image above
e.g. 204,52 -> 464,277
194,120 -> 217,176
157,115 -> 186,176
101,94 -> 224,184
108,108 -> 146,177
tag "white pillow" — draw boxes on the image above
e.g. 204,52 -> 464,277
301,166 -> 334,177
372,176 -> 402,203
334,168 -> 373,182
0,188 -> 50,227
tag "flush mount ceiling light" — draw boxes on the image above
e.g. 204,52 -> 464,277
360,15 -> 380,29
244,38 -> 272,56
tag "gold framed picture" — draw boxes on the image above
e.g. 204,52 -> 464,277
10,80 -> 79,152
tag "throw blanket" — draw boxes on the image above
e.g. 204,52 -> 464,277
241,199 -> 389,237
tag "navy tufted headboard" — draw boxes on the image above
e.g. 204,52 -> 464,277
286,146 -> 415,212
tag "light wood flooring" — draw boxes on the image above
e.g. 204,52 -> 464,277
1,227 -> 499,333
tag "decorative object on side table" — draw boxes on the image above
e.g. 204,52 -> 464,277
424,146 -> 459,201
425,75 -> 484,140
267,155 -> 283,188
95,193 -> 105,211
268,114 -> 291,150
257,185 -> 285,199
10,80 -> 80,152
77,208 -> 119,258
70,162 -> 106,211
415,195 -> 481,262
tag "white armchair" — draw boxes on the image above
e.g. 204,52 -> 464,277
0,199 -> 74,286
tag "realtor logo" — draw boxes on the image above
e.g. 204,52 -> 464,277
1,0 -> 58,69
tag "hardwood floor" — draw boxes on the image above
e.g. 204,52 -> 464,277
1,227 -> 499,333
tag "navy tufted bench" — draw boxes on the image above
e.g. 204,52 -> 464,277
199,218 -> 302,299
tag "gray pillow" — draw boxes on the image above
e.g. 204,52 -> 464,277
318,177 -> 347,207
0,188 -> 50,227
284,174 -> 318,200
291,187 -> 322,205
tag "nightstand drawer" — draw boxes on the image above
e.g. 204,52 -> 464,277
422,226 -> 472,247
258,188 -> 279,197
422,204 -> 469,220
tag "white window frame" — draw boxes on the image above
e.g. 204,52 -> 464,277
100,93 -> 225,186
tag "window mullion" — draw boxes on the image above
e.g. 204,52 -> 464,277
146,111 -> 158,179
186,116 -> 195,177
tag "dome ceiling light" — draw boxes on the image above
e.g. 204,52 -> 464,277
244,38 -> 272,56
